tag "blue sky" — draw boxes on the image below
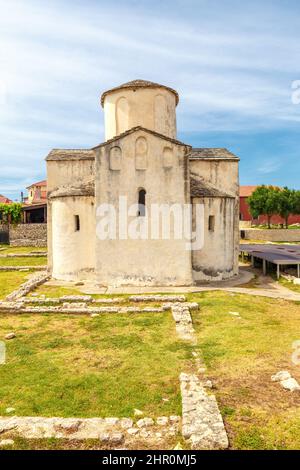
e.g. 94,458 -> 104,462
0,0 -> 300,200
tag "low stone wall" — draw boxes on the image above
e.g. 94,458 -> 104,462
9,223 -> 47,247
241,228 -> 300,242
0,223 -> 9,244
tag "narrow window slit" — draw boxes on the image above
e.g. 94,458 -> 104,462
138,189 -> 146,217
208,215 -> 215,232
75,215 -> 80,231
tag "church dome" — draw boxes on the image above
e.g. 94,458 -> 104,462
101,79 -> 179,107
101,79 -> 178,140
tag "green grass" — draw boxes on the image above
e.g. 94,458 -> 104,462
33,284 -> 84,298
0,311 -> 192,418
0,271 -> 31,300
279,277 -> 300,294
0,256 -> 47,266
0,246 -> 46,254
188,291 -> 300,450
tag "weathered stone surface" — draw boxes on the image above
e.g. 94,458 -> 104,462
6,272 -> 50,302
59,295 -> 93,303
180,373 -> 228,450
105,417 -> 119,425
280,378 -> 300,392
136,418 -> 154,428
0,266 -> 45,272
0,416 -> 179,444
9,223 -> 47,247
94,297 -> 124,304
24,297 -> 60,305
62,302 -> 87,309
4,333 -> 16,340
271,371 -> 291,382
119,418 -> 133,429
110,432 -> 124,444
127,428 -> 139,435
156,416 -> 169,426
171,305 -> 196,341
203,380 -> 213,389
129,295 -> 186,303
0,253 -> 46,258
169,415 -> 181,424
0,439 -> 14,447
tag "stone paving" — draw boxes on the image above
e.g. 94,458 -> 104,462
0,416 -> 181,444
0,266 -> 46,272
170,302 -> 229,450
5,272 -> 50,301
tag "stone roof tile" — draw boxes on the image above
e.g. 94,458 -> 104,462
190,177 -> 234,198
101,79 -> 179,106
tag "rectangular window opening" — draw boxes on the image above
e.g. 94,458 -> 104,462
74,215 -> 80,232
208,215 -> 215,232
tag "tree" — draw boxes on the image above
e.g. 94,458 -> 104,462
247,185 -> 279,228
276,187 -> 297,229
0,203 -> 22,224
293,190 -> 300,215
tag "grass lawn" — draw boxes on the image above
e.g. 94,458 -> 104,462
0,256 -> 47,267
0,271 -> 32,300
0,311 -> 192,418
0,246 -> 47,254
188,291 -> 300,450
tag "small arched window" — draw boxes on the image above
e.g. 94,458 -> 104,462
138,189 -> 146,217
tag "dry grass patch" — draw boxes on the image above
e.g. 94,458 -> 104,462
188,291 -> 300,449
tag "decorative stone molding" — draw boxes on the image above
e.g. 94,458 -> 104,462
109,146 -> 122,171
135,136 -> 148,170
163,146 -> 174,169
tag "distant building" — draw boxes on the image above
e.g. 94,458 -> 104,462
240,185 -> 300,225
0,194 -> 13,224
0,194 -> 12,204
22,180 -> 47,223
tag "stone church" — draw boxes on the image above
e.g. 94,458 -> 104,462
46,80 -> 239,286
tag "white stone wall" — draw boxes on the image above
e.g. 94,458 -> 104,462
47,158 -> 95,272
190,159 -> 239,279
103,88 -> 177,140
95,129 -> 193,286
192,197 -> 237,281
51,196 -> 95,280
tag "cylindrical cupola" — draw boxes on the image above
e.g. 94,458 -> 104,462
101,79 -> 178,141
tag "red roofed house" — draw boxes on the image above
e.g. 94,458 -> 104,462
240,186 -> 300,225
23,180 -> 47,223
0,194 -> 13,204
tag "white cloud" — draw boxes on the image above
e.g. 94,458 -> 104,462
0,0 -> 299,196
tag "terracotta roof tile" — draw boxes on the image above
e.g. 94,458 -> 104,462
239,186 -> 258,197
